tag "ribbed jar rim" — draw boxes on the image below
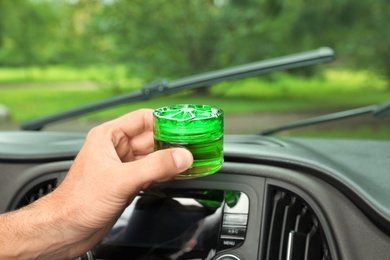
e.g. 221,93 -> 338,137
153,104 -> 224,143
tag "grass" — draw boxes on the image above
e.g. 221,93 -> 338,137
4,87 -> 389,123
211,69 -> 388,101
0,87 -> 329,122
1,65 -> 390,139
0,64 -> 145,83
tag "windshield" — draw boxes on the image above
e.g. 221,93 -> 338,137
1,0 -> 389,139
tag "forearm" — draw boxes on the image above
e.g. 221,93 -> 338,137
0,192 -> 82,260
0,110 -> 193,259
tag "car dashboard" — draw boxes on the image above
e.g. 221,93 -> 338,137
1,131 -> 390,260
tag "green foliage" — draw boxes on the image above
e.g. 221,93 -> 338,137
0,0 -> 389,88
0,0 -> 61,65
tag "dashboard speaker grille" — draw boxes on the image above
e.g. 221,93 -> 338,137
264,186 -> 331,260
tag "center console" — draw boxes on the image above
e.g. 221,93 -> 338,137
93,187 -> 249,259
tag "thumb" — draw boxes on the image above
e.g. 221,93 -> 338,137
123,148 -> 193,189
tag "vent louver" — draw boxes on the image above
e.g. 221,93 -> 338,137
264,186 -> 331,260
15,178 -> 58,209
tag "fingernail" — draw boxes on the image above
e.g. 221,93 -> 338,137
172,149 -> 193,171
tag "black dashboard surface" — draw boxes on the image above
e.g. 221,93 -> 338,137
0,131 -> 389,235
225,135 -> 390,234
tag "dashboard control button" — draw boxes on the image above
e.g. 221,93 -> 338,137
221,226 -> 246,239
218,238 -> 244,251
223,213 -> 248,226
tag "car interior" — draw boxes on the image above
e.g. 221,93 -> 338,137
1,47 -> 390,260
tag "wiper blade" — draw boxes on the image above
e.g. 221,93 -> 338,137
22,47 -> 334,131
259,100 -> 390,136
373,100 -> 390,118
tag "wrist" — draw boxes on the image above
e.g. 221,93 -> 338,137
0,190 -> 85,259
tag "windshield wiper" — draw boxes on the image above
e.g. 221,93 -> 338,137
21,47 -> 334,131
259,100 -> 390,136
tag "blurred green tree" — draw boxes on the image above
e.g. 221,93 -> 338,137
0,0 -> 60,66
0,0 -> 389,88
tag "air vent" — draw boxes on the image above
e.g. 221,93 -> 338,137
14,178 -> 58,209
263,186 -> 331,260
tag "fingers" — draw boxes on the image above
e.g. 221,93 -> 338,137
127,131 -> 154,157
109,109 -> 154,145
120,148 -> 193,190
85,109 -> 155,161
81,109 -> 194,198
116,130 -> 154,162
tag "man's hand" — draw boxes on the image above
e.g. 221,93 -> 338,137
0,109 -> 193,259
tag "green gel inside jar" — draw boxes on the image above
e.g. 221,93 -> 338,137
153,104 -> 224,178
